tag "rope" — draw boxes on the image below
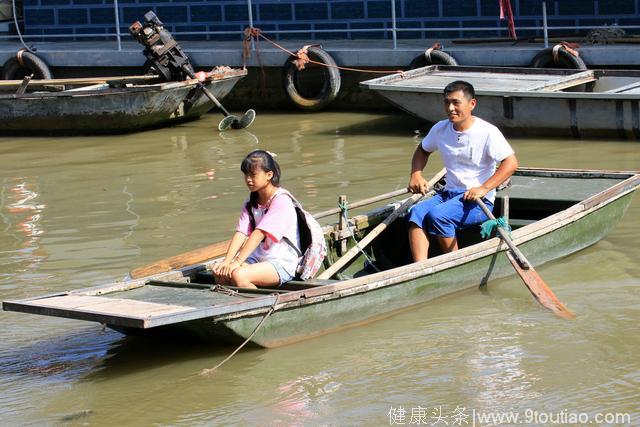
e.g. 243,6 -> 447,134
200,293 -> 280,376
243,27 -> 405,77
16,48 -> 26,67
480,216 -> 511,239
242,27 -> 268,93
210,283 -> 258,298
553,41 -> 581,62
338,200 -> 380,272
423,42 -> 443,62
12,0 -> 36,54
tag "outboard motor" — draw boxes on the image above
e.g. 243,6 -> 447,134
128,11 -> 255,131
129,11 -> 194,82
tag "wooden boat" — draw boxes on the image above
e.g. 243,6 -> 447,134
360,65 -> 640,139
3,168 -> 639,347
0,68 -> 247,134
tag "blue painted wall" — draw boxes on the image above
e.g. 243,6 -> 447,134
22,0 -> 640,41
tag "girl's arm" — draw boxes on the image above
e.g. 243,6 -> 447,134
229,228 -> 266,268
212,231 -> 247,275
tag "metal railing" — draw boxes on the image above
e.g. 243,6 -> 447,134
1,0 -> 638,51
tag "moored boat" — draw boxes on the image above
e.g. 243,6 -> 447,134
3,167 -> 639,347
360,65 -> 640,139
0,68 -> 247,135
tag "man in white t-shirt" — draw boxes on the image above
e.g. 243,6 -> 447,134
407,80 -> 519,261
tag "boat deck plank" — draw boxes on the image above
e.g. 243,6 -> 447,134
103,283 -> 243,307
387,70 -> 558,91
17,295 -> 195,318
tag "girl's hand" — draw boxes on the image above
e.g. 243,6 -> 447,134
212,259 -> 232,275
214,258 -> 242,278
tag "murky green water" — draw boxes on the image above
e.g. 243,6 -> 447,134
1,112 -> 639,426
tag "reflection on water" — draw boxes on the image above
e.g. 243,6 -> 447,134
0,112 -> 638,425
0,177 -> 47,286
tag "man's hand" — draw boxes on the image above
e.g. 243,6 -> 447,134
408,173 -> 429,195
463,185 -> 489,201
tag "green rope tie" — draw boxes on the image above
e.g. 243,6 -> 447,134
480,216 -> 512,239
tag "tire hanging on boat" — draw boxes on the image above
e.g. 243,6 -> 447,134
282,46 -> 340,111
408,46 -> 458,69
2,49 -> 52,80
528,45 -> 587,70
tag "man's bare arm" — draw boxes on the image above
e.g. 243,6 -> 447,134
463,153 -> 518,201
408,145 -> 432,194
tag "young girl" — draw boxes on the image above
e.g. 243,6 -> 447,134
212,150 -> 301,288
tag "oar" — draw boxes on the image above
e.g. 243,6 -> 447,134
476,199 -> 575,319
129,240 -> 230,279
182,66 -> 255,131
317,168 -> 447,280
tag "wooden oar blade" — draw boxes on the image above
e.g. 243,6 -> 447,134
506,252 -> 575,319
130,240 -> 230,279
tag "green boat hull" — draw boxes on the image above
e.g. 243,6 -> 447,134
135,191 -> 633,347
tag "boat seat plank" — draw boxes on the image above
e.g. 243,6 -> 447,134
526,70 -> 596,92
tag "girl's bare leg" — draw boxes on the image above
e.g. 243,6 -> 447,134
231,262 -> 280,288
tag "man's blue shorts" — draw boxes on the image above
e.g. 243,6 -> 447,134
408,190 -> 494,238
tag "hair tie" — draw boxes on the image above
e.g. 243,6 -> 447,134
266,150 -> 277,158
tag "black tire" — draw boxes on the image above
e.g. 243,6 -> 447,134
282,46 -> 341,111
528,47 -> 587,70
2,51 -> 52,80
409,50 -> 458,69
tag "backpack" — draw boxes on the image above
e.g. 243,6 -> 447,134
246,189 -> 327,280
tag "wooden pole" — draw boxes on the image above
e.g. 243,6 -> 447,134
313,188 -> 408,220
0,75 -> 160,88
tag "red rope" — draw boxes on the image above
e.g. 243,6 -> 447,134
499,0 -> 517,40
243,27 -> 405,76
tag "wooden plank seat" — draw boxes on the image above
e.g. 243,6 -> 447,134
526,70 -> 596,92
190,270 -> 336,292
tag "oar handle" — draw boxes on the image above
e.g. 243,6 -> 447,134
313,188 -> 409,220
476,198 -> 530,269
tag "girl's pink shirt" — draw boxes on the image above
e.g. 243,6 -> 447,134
236,191 -> 298,246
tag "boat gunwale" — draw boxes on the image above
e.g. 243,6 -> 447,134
0,69 -> 247,100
